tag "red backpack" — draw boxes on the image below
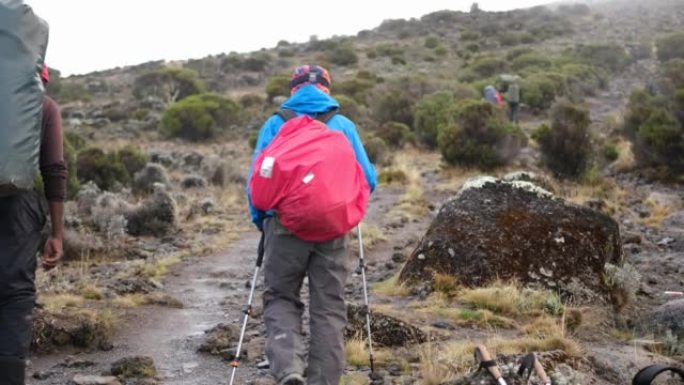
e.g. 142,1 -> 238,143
249,109 -> 370,242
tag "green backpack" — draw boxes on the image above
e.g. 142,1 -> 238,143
0,0 -> 49,194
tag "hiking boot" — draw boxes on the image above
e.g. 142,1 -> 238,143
278,372 -> 305,385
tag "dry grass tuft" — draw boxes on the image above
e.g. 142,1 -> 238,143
432,273 -> 460,297
459,280 -> 563,316
80,283 -> 104,300
345,336 -> 391,368
372,274 -> 410,297
386,152 -> 429,222
339,373 -> 370,385
40,294 -> 85,311
420,343 -> 455,385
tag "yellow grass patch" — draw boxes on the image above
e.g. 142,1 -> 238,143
372,274 -> 410,297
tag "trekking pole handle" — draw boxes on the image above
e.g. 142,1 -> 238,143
475,345 -> 506,385
256,232 -> 266,267
533,358 -> 551,385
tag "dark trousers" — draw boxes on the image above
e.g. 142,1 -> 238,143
508,102 -> 520,124
262,217 -> 349,385
0,191 -> 46,385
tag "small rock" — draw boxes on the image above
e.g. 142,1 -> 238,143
431,320 -> 455,330
63,357 -> 96,368
32,371 -> 54,380
199,323 -> 240,355
110,356 -> 157,378
182,362 -> 199,374
391,252 -> 407,263
72,375 -> 121,385
657,237 -> 676,247
181,174 -> 208,189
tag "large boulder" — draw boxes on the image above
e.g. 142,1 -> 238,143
399,177 -> 622,302
651,299 -> 684,337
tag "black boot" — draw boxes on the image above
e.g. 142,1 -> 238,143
0,356 -> 25,385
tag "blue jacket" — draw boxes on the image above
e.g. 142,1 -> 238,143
246,84 -> 377,229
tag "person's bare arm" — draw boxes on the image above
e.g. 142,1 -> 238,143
42,202 -> 64,270
40,97 -> 67,270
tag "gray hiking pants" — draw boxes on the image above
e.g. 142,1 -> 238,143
263,217 -> 349,385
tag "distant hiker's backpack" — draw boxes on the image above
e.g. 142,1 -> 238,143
249,109 -> 370,242
0,0 -> 49,194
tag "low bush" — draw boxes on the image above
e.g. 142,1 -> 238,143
162,93 -> 242,141
470,55 -> 506,77
328,43 -> 359,66
76,148 -> 130,191
532,101 -> 593,178
375,122 -> 412,149
363,135 -> 391,166
571,44 -> 630,73
133,67 -> 205,105
656,32 -> 684,62
511,52 -> 553,72
413,91 -> 456,149
117,146 -> 149,177
335,94 -> 363,123
438,100 -> 526,169
266,75 -> 291,103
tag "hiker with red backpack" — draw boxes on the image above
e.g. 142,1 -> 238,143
247,65 -> 377,385
0,3 -> 63,384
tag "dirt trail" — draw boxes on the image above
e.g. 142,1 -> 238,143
28,232 -> 263,384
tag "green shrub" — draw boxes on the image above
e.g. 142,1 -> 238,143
571,44 -> 630,73
664,59 -> 684,89
65,131 -> 87,151
470,55 -> 506,77
507,47 -> 535,61
76,148 -> 129,191
437,100 -> 526,169
248,131 -> 259,150
532,101 -> 593,178
656,32 -> 684,62
560,63 -> 607,97
435,46 -> 448,57
376,122 -> 411,148
521,73 -> 565,110
133,67 -> 206,105
63,134 -> 80,198
512,52 -> 553,72
373,93 -> 414,128
53,82 -> 92,104
625,88 -> 684,172
266,75 -> 291,102
162,93 -> 242,141
336,77 -> 376,104
328,43 -> 359,66
413,91 -> 456,149
378,168 -> 408,184
498,33 -> 520,47
239,93 -> 265,108
424,36 -> 440,49
363,135 -> 391,166
461,30 -> 480,41
241,52 -> 272,71
603,144 -> 619,162
117,146 -> 149,177
335,94 -> 363,123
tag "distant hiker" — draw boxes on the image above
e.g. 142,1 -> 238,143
247,64 -> 377,385
504,80 -> 521,124
483,85 -> 503,108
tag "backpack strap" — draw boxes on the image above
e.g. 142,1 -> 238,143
632,365 -> 684,385
276,109 -> 297,122
276,108 -> 339,124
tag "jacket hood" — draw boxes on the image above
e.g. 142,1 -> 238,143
281,84 -> 339,114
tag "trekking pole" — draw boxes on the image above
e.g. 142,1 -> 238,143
229,233 -> 265,385
475,345 -> 507,385
357,224 -> 376,375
